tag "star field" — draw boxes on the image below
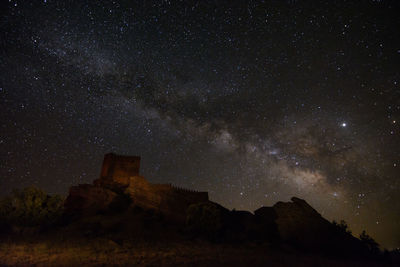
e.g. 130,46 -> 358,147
1,0 -> 399,248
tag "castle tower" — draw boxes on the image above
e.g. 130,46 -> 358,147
96,153 -> 141,186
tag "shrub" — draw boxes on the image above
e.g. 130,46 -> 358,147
0,186 -> 64,227
332,219 -> 352,234
359,230 -> 380,254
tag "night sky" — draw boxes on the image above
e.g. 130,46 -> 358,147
1,0 -> 399,248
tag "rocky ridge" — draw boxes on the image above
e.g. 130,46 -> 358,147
64,153 -> 369,255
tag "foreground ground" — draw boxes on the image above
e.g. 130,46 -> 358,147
0,237 -> 394,267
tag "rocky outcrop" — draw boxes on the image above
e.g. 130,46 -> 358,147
64,153 -> 370,256
64,153 -> 208,221
271,197 -> 332,248
64,184 -> 117,214
257,197 -> 365,254
254,207 -> 279,242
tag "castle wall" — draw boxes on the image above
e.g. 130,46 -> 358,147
125,176 -> 209,220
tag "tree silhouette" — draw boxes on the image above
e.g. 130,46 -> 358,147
359,230 -> 380,254
332,219 -> 352,234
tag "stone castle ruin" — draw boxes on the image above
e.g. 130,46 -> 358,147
64,154 -> 368,253
65,153 -> 209,221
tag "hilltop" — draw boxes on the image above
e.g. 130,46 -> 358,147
0,153 -> 396,266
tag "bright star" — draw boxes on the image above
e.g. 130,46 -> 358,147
341,122 -> 347,127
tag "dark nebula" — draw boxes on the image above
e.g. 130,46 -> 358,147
1,0 -> 399,248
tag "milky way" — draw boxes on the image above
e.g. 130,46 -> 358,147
1,1 -> 399,248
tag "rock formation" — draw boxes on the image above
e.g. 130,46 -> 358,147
186,197 -> 367,252
65,153 -> 208,221
254,197 -> 365,254
271,197 -> 331,247
64,153 -> 368,255
65,184 -> 117,212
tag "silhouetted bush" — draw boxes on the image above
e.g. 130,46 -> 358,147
332,219 -> 352,234
0,186 -> 64,228
359,230 -> 380,255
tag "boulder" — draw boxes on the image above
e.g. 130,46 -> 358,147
272,197 -> 331,248
254,207 -> 279,242
225,210 -> 257,241
64,184 -> 117,214
271,197 -> 364,254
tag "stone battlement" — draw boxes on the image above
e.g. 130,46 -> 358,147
171,185 -> 200,193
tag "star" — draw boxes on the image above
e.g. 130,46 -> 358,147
1,0 -> 399,249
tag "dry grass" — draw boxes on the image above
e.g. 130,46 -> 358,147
0,237 -> 392,266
